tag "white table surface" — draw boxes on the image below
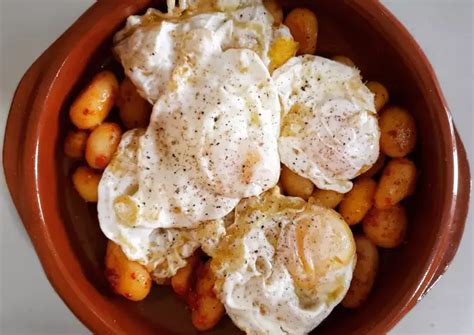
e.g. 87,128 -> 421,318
0,0 -> 472,334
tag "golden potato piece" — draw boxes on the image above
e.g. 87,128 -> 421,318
309,188 -> 343,209
342,235 -> 379,308
171,253 -> 200,297
105,240 -> 152,301
85,122 -> 122,170
366,81 -> 389,112
332,55 -> 355,67
363,204 -> 407,248
338,178 -> 377,225
64,130 -> 89,159
284,8 -> 318,55
263,0 -> 283,25
379,106 -> 417,157
191,261 -> 225,331
268,37 -> 299,72
360,153 -> 386,178
280,165 -> 314,200
375,158 -> 417,209
69,71 -> 119,130
117,78 -> 152,129
72,166 -> 101,202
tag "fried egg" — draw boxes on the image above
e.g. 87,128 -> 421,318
114,0 -> 293,103
272,55 -> 380,193
99,47 -> 280,229
212,188 -> 356,334
98,129 -> 228,281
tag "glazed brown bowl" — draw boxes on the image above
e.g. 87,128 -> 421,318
3,0 -> 471,334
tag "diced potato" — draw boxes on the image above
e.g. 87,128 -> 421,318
69,71 -> 119,129
117,78 -> 152,129
85,122 -> 122,170
72,165 -> 101,202
191,261 -> 225,331
374,158 -> 417,209
171,253 -> 200,296
338,178 -> 377,225
105,240 -> 152,301
379,106 -> 417,157
332,55 -> 355,67
64,130 -> 89,159
280,165 -> 314,200
284,8 -> 318,55
366,81 -> 389,112
309,188 -> 343,209
363,204 -> 407,248
342,235 -> 379,308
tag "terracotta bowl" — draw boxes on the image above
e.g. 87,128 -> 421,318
3,0 -> 471,334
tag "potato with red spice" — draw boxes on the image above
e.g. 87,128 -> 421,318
379,106 -> 417,157
171,253 -> 200,297
284,8 -> 318,55
72,166 -> 101,202
374,158 -> 417,209
191,261 -> 225,331
342,235 -> 379,308
85,122 -> 122,170
117,78 -> 152,129
105,240 -> 151,301
338,178 -> 377,225
64,130 -> 89,159
280,165 -> 314,200
363,204 -> 407,248
309,188 -> 343,209
69,71 -> 119,129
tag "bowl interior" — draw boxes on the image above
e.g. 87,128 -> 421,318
55,0 -> 449,334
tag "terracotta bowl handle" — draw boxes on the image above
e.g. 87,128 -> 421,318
3,49 -> 53,214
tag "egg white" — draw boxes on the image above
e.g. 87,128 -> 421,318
272,55 -> 380,193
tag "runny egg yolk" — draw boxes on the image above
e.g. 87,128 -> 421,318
241,151 -> 262,185
284,209 -> 355,291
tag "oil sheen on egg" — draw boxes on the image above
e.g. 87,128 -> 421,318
212,188 -> 356,335
272,55 -> 380,193
113,0 -> 292,103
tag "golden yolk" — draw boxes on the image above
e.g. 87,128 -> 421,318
268,37 -> 299,72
